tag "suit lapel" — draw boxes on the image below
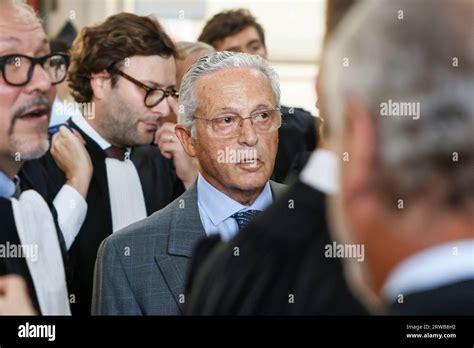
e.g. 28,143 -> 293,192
269,180 -> 287,200
155,184 -> 206,313
130,146 -> 155,215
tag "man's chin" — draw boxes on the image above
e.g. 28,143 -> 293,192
232,174 -> 268,192
11,138 -> 50,161
126,131 -> 154,146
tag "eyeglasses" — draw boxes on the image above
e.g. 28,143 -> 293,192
0,53 -> 69,87
194,108 -> 282,138
110,68 -> 179,108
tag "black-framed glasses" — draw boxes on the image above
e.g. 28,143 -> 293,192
110,68 -> 179,108
0,53 -> 69,87
194,107 -> 282,138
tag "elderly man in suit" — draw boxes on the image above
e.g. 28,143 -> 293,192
92,51 -> 286,315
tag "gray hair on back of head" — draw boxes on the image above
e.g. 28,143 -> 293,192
322,0 -> 474,209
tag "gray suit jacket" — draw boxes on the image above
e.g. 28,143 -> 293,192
91,180 -> 286,315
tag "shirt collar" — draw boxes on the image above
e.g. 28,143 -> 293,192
0,171 -> 17,199
197,173 -> 273,226
382,238 -> 474,301
72,114 -> 111,150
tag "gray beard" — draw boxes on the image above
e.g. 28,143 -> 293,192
99,94 -> 146,147
10,137 -> 49,161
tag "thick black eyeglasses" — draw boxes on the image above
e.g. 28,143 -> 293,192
109,67 -> 179,108
0,53 -> 69,87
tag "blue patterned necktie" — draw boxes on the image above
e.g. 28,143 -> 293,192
231,209 -> 260,230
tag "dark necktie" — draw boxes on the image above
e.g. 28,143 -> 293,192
231,209 -> 260,230
104,146 -> 127,161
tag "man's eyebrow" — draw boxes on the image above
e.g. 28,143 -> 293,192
144,81 -> 176,89
252,103 -> 273,110
0,36 -> 21,43
246,39 -> 261,47
215,106 -> 239,112
0,37 -> 49,54
226,46 -> 241,52
214,105 -> 273,113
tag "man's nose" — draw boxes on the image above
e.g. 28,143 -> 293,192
151,95 -> 172,116
23,64 -> 53,94
237,118 -> 258,147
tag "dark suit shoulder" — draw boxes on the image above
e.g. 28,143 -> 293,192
280,106 -> 316,130
390,279 -> 474,315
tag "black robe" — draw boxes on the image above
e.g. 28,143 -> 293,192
0,163 -> 70,315
0,198 -> 42,313
272,106 -> 319,183
32,119 -> 184,315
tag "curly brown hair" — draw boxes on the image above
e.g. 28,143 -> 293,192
198,9 -> 265,49
68,12 -> 178,103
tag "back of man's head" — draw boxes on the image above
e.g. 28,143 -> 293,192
322,0 -> 473,302
325,0 -> 473,213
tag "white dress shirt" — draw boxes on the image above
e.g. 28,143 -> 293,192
72,114 -> 147,232
11,190 -> 71,315
299,148 -> 339,194
196,174 -> 273,241
53,184 -> 87,249
382,239 -> 474,302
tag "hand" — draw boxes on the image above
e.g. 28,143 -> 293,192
50,126 -> 93,198
0,275 -> 37,315
154,122 -> 198,189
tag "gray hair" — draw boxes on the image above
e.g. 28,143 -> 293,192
178,51 -> 280,138
322,0 -> 473,208
176,41 -> 215,58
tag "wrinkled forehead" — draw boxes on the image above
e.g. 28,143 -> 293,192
0,2 -> 47,53
196,68 -> 275,113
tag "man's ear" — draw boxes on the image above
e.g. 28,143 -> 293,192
90,71 -> 111,101
175,124 -> 197,157
342,99 -> 376,203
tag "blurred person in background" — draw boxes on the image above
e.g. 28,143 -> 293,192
155,41 -> 215,175
160,41 -> 215,124
199,9 -> 319,183
322,0 -> 474,315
